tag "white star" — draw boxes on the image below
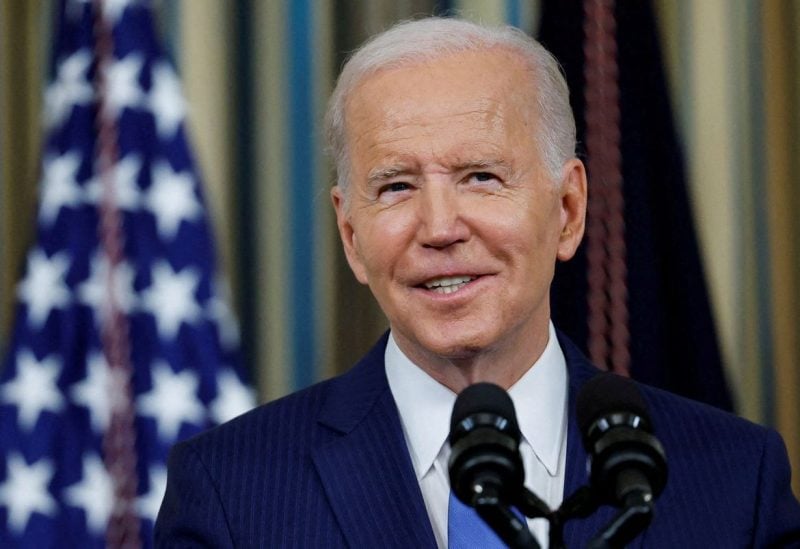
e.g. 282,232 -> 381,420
0,454 -> 57,534
69,352 -> 111,434
44,49 -> 93,129
84,154 -> 143,211
139,261 -> 203,340
63,454 -> 113,535
76,252 -> 137,327
148,62 -> 187,139
101,0 -> 138,23
210,369 -> 256,424
144,161 -> 202,240
38,151 -> 85,226
137,361 -> 204,442
17,248 -> 71,329
0,350 -> 65,431
103,53 -> 144,117
137,465 -> 167,523
206,280 -> 241,351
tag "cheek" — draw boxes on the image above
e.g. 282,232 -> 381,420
475,197 -> 556,246
353,210 -> 416,275
484,202 -> 562,277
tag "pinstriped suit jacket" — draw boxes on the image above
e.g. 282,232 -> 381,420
155,332 -> 800,548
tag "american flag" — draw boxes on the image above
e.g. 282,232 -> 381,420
0,0 -> 255,546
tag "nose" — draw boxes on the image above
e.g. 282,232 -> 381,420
416,184 -> 470,249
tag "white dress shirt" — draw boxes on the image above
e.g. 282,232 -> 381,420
385,322 -> 569,548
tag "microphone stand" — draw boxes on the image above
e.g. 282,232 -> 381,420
481,482 -> 653,549
477,484 -> 600,548
514,485 -> 600,549
519,483 -> 652,549
545,486 -> 599,549
585,489 -> 654,549
472,482 -> 541,549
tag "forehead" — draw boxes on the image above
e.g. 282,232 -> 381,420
343,48 -> 539,168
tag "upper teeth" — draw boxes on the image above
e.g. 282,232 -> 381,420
425,276 -> 474,293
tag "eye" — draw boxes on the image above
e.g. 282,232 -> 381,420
380,182 -> 412,194
468,171 -> 500,185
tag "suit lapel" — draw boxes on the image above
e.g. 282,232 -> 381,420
311,334 -> 436,548
559,333 -> 643,549
310,331 -> 647,548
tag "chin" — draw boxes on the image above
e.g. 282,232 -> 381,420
420,334 -> 492,360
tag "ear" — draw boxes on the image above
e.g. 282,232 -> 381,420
331,186 -> 369,284
556,159 -> 588,262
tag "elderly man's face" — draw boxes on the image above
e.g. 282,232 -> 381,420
333,48 -> 586,374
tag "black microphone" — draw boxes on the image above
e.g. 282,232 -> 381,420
576,373 -> 668,547
448,382 -> 524,505
448,383 -> 538,548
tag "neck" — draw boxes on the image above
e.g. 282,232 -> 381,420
393,323 -> 551,393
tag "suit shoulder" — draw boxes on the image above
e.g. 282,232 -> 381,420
634,381 -> 800,546
176,375 -> 340,457
638,381 -> 774,456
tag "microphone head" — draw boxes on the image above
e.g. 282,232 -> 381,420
450,382 -> 520,440
577,372 -> 651,439
576,373 -> 668,506
448,383 -> 524,507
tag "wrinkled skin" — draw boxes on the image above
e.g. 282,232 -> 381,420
332,48 -> 587,392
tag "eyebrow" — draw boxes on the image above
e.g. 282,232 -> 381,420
365,158 -> 511,186
366,166 -> 414,186
453,159 -> 510,172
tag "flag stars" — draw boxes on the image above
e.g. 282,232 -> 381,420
145,161 -> 202,240
44,49 -> 93,129
77,252 -> 137,327
207,281 -> 241,351
0,1 -> 253,540
17,249 -> 72,328
100,0 -> 139,24
39,151 -> 85,226
138,361 -> 204,442
0,350 -> 66,431
84,153 -> 143,211
210,369 -> 256,424
63,454 -> 113,534
103,53 -> 144,117
149,62 -> 187,139
140,261 -> 203,339
137,465 -> 168,523
69,352 -> 111,434
0,454 -> 57,534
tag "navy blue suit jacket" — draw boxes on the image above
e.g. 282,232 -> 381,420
156,333 -> 800,547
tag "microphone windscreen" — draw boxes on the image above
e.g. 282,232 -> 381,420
576,373 -> 651,435
450,382 -> 519,436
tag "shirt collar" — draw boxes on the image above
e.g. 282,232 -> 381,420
385,322 -> 568,480
385,333 -> 456,481
508,322 -> 567,476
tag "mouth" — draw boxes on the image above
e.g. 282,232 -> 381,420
420,275 -> 477,295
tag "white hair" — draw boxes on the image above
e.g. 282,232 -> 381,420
325,17 -> 577,197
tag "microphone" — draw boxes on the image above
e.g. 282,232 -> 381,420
576,373 -> 668,547
448,382 -> 524,506
448,383 -> 538,548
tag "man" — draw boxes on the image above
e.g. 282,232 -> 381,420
156,17 -> 800,548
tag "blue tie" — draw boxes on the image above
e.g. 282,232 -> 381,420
447,491 -> 509,548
